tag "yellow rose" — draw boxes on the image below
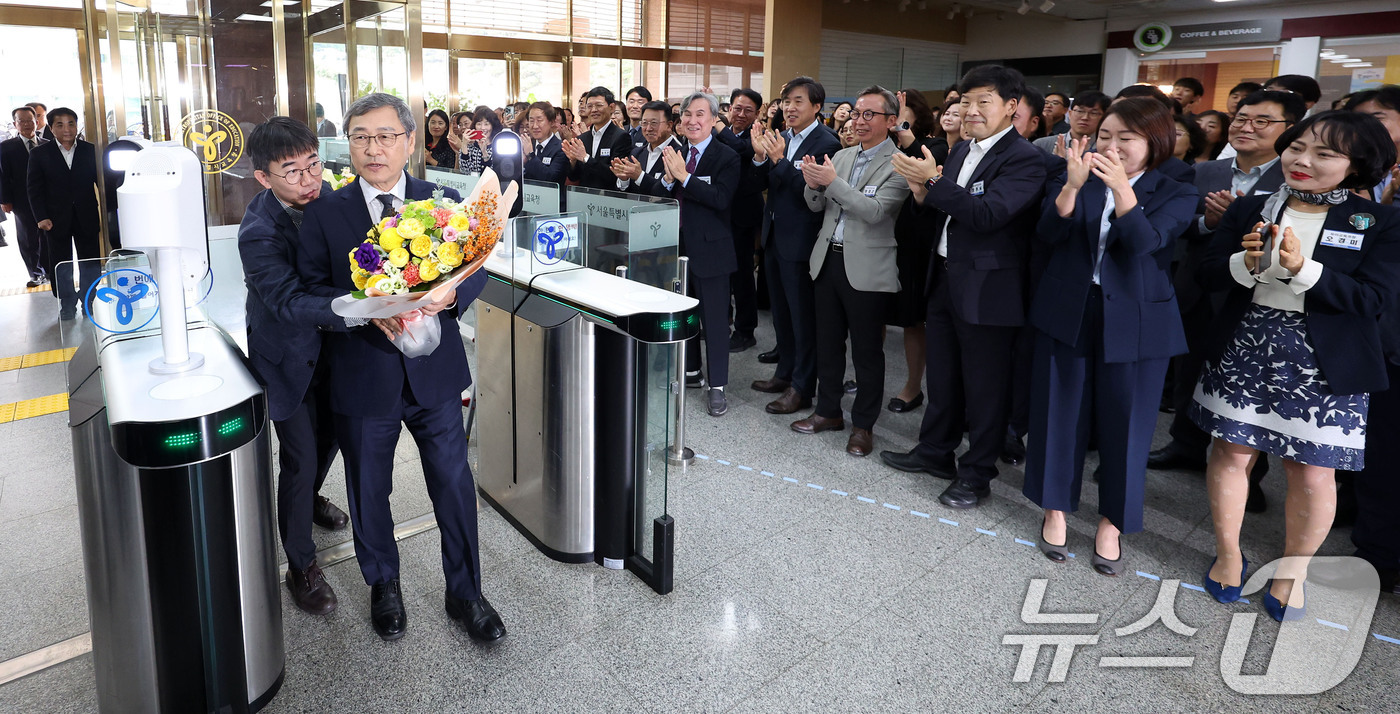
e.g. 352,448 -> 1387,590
378,217 -> 392,231
437,241 -> 463,267
389,247 -> 410,268
378,226 -> 403,251
410,235 -> 433,258
447,213 -> 471,231
352,270 -> 368,290
397,217 -> 425,239
413,200 -> 434,211
365,274 -> 388,290
419,261 -> 441,281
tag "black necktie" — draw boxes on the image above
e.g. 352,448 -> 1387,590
377,194 -> 396,219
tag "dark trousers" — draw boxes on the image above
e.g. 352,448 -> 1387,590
273,366 -> 339,570
1167,298 -> 1216,453
1352,361 -> 1400,572
40,214 -> 101,312
1008,325 -> 1035,438
335,387 -> 483,600
11,210 -> 44,279
685,273 -> 731,387
916,268 -> 1019,485
814,247 -> 890,430
765,249 -> 818,395
1021,289 -> 1169,534
729,224 -> 759,336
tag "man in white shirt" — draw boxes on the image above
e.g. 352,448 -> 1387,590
0,106 -> 48,286
26,107 -> 99,320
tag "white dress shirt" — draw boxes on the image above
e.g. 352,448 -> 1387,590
661,134 -> 712,191
1094,172 -> 1145,284
1227,205 -> 1326,312
589,126 -> 607,158
362,172 -> 408,219
617,136 -> 676,190
754,119 -> 821,166
937,124 -> 1016,257
59,142 -> 76,169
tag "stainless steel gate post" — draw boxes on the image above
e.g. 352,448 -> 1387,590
666,257 -> 695,467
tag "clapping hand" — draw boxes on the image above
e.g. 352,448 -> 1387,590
562,137 -> 588,163
1382,165 -> 1399,205
520,134 -> 534,156
1278,225 -> 1304,274
801,154 -> 837,189
750,126 -> 769,161
1090,150 -> 1132,194
1242,221 -> 1275,273
611,155 -> 643,181
446,131 -> 462,152
660,145 -> 690,185
1063,137 -> 1093,189
763,130 -> 788,163
1203,189 -> 1242,230
890,144 -> 942,192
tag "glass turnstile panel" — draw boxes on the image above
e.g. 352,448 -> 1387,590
57,253 -> 216,352
635,341 -> 674,564
564,185 -> 680,291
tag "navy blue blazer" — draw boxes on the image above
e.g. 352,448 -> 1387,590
1175,158 -> 1285,313
524,135 -> 569,188
650,138 -> 740,279
569,123 -> 635,190
1199,193 -> 1400,395
1032,169 -> 1196,363
919,130 -> 1047,326
753,122 -> 842,262
238,183 -> 347,422
300,173 -> 488,418
716,125 -> 765,231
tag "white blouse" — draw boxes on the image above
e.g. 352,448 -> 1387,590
1229,206 -> 1327,313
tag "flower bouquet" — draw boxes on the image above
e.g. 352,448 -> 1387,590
323,167 -> 357,190
331,168 -> 518,356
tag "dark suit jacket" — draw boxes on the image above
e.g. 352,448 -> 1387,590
0,136 -> 45,215
570,123 -> 635,190
619,136 -> 682,197
650,137 -> 740,279
753,122 -> 842,262
716,126 -> 764,231
300,172 -> 488,418
1158,156 -> 1196,184
919,130 -> 1047,326
27,139 -> 100,239
524,135 -> 569,188
1175,157 -> 1284,312
238,184 -> 348,422
1031,169 -> 1196,363
1199,193 -> 1400,395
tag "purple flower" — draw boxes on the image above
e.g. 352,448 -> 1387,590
353,242 -> 383,272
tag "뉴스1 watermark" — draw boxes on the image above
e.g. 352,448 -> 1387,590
1003,556 -> 1381,693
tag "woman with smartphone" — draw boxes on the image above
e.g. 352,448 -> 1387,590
424,109 -> 456,168
458,105 -> 503,175
1192,111 -> 1400,621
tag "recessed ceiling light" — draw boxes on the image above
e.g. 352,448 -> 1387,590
1342,62 -> 1373,67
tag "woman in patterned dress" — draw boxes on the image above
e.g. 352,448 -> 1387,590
1192,111 -> 1400,621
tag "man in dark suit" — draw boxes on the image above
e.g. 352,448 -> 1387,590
749,76 -> 842,414
26,102 -> 54,142
299,93 -> 505,644
716,87 -> 765,353
238,117 -> 353,617
1,106 -> 47,287
624,86 -> 653,147
650,91 -> 740,417
611,100 -> 681,196
884,65 -> 1047,509
27,107 -> 99,320
522,101 -> 569,193
1147,90 -> 1303,504
563,86 -> 635,190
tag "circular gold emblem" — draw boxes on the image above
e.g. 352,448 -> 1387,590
180,110 -> 243,174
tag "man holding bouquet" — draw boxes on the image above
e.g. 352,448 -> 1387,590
300,93 -> 507,643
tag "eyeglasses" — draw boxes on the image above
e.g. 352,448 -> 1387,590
1230,115 -> 1291,130
639,120 -> 668,128
850,110 -> 897,121
267,159 -> 322,185
348,132 -> 406,148
1069,107 -> 1104,118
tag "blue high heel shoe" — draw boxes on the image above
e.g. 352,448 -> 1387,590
1263,579 -> 1307,622
1204,556 -> 1248,603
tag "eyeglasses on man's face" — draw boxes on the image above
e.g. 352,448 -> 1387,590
348,132 -> 406,148
850,109 -> 896,122
267,159 -> 323,185
1230,114 -> 1290,130
1069,106 -> 1103,119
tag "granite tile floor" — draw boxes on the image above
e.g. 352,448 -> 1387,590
0,286 -> 1397,713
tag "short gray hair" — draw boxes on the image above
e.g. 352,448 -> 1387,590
343,92 -> 416,135
859,86 -> 899,116
682,91 -> 719,117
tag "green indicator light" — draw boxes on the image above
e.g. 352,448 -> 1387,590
165,432 -> 200,448
686,314 -> 697,325
218,417 -> 244,436
659,319 -> 679,330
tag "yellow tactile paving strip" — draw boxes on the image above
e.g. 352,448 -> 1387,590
0,347 -> 76,373
0,285 -> 52,297
7,393 -> 68,421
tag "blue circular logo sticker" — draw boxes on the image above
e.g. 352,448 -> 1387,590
533,219 -> 569,265
84,269 -> 160,334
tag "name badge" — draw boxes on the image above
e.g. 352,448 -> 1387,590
541,157 -> 552,165
1253,189 -> 1272,195
1320,229 -> 1364,250
970,180 -> 985,196
696,176 -> 712,184
600,148 -> 611,157
794,159 -> 804,170
863,185 -> 878,197
654,172 -> 662,180
635,142 -> 644,147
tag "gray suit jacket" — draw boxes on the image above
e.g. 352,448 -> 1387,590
802,140 -> 910,293
1033,133 -> 1095,156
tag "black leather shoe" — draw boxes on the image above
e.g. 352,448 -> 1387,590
1146,442 -> 1207,471
757,348 -> 780,364
728,332 -> 757,353
843,380 -> 858,394
446,594 -> 507,643
878,449 -> 956,479
1001,432 -> 1026,466
286,561 -> 337,616
370,579 -> 407,641
887,392 -> 924,413
312,495 -> 349,531
938,479 -> 990,509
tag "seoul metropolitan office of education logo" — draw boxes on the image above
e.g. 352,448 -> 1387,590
180,109 -> 243,174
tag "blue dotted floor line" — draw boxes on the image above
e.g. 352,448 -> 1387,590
691,452 -> 1399,645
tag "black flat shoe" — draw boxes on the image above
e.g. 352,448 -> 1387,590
1038,516 -> 1068,563
446,594 -> 507,642
757,348 -> 780,364
887,392 -> 924,413
1091,535 -> 1124,577
370,578 -> 407,641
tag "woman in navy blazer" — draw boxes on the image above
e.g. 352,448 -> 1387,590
1192,111 -> 1400,621
1024,98 -> 1197,576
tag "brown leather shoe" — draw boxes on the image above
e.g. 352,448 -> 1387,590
751,376 -> 792,394
286,561 -> 337,616
846,428 -> 873,457
766,387 -> 813,414
313,495 -> 349,531
791,412 -> 845,434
